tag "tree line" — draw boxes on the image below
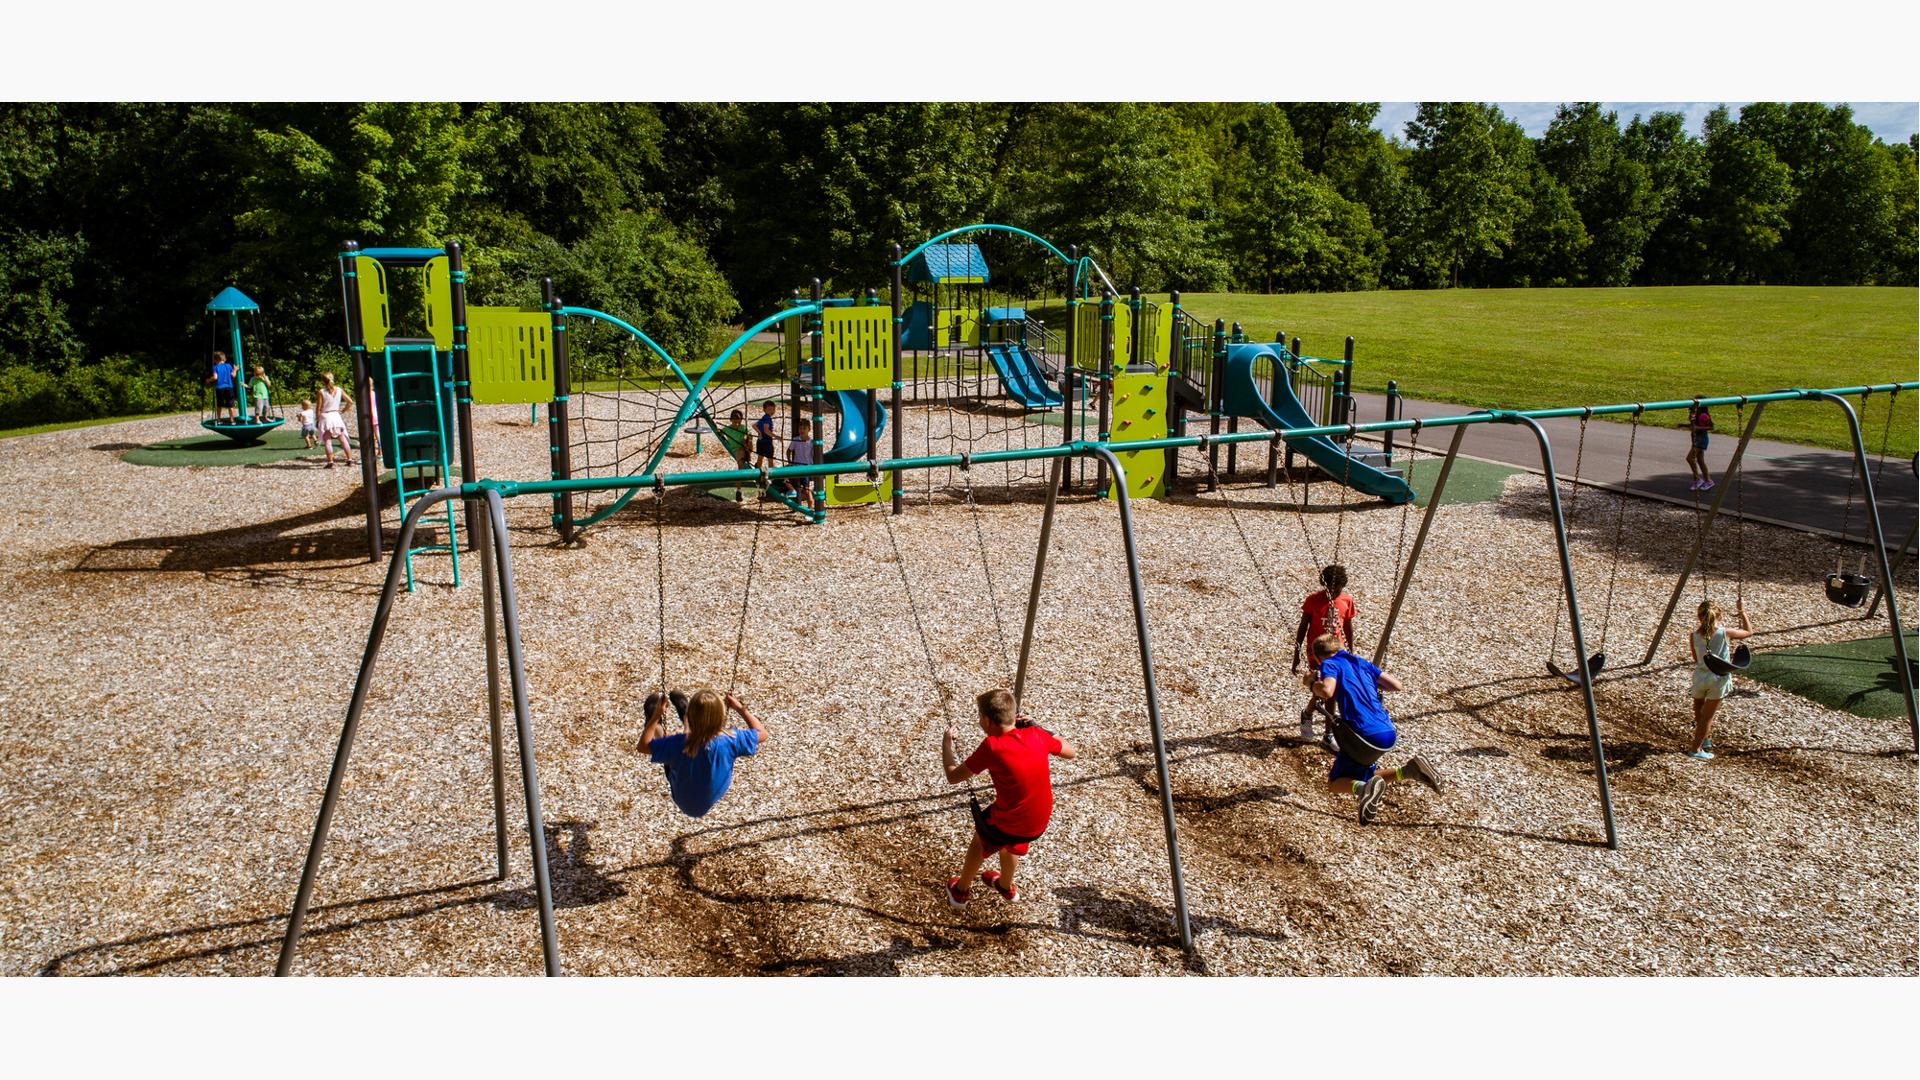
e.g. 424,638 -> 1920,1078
2,101 -> 1913,426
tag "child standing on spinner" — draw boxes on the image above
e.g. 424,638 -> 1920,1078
637,689 -> 766,817
940,689 -> 1077,906
249,365 -> 272,419
206,351 -> 240,423
1292,564 -> 1357,741
1686,600 -> 1754,760
785,417 -> 816,501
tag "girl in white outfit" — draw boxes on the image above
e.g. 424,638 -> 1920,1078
1687,600 -> 1754,760
317,372 -> 354,468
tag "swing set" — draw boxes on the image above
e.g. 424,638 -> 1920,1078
272,381 -> 1914,976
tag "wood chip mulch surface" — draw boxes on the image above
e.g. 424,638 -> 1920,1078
1,403 -> 1913,976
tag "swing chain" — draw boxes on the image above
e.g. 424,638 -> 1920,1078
962,464 -> 1015,680
654,475 -> 669,693
1389,419 -> 1423,588
1201,441 -> 1292,622
1596,405 -> 1641,648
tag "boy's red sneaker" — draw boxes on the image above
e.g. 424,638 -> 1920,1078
945,877 -> 971,908
980,870 -> 1017,902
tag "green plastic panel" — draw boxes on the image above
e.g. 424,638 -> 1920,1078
823,470 -> 894,507
1108,369 -> 1169,501
422,255 -> 454,350
355,256 -> 391,351
1073,303 -> 1130,370
467,306 -> 554,405
821,306 -> 895,391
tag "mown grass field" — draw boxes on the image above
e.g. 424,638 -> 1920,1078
1169,286 -> 1917,456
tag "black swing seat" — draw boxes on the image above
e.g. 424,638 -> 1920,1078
1328,709 -> 1392,769
1545,653 -> 1606,685
1703,644 -> 1752,677
1825,571 -> 1874,608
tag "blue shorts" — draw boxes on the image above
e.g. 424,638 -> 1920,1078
1327,724 -> 1396,783
1692,431 -> 1709,451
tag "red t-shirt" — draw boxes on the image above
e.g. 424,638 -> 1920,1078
1301,589 -> 1356,647
963,724 -> 1063,837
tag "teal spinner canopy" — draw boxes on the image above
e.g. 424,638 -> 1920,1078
205,286 -> 259,312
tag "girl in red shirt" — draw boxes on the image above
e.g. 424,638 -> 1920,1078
1292,564 -> 1356,742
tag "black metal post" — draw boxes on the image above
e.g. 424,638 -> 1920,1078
338,241 -> 384,561
1208,319 -> 1225,490
1095,291 -> 1114,495
891,247 -> 905,515
1266,330 -> 1284,488
1384,380 -> 1399,464
1226,322 -> 1242,479
544,279 -> 575,545
446,242 -> 480,550
810,279 -> 825,518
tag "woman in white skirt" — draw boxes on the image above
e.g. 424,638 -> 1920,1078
316,371 -> 354,468
1688,600 -> 1754,760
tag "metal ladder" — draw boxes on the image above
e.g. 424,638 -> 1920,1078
382,343 -> 460,591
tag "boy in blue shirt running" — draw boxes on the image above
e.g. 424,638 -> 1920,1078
637,688 -> 765,818
1302,634 -> 1441,823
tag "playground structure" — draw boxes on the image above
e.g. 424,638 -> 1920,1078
275,305 -> 1920,978
199,286 -> 285,445
330,225 -> 1407,585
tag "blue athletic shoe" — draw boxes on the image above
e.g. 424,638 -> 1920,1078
1687,749 -> 1714,761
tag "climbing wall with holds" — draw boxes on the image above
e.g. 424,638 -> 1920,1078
1108,369 -> 1169,500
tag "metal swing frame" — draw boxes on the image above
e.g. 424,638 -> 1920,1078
275,381 -> 1914,975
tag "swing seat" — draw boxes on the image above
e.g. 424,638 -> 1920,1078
1825,572 -> 1873,608
1328,711 -> 1392,769
1545,653 -> 1605,685
1703,644 -> 1752,677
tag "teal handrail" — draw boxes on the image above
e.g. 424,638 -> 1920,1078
896,223 -> 1074,268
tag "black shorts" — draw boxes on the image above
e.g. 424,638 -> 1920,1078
969,798 -> 1043,855
215,387 -> 237,408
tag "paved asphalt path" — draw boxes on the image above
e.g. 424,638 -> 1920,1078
1347,391 -> 1916,547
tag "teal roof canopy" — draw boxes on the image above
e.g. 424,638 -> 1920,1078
907,243 -> 990,285
206,286 -> 259,312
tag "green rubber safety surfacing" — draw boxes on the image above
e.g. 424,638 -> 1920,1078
122,428 -> 356,467
1740,632 -> 1919,721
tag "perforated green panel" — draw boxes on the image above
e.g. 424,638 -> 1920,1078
422,255 -> 454,350
821,306 -> 895,391
467,307 -> 554,405
355,256 -> 391,351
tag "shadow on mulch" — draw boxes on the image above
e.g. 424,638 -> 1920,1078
65,484 -> 444,597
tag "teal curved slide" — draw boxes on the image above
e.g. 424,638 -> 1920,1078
824,389 -> 887,464
985,343 -> 1062,408
1221,342 -> 1413,504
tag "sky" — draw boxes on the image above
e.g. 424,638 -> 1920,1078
1372,102 -> 1919,145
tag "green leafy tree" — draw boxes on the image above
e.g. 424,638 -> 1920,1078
1403,102 -> 1530,287
1624,111 -> 1710,284
994,103 -> 1227,292
1737,102 -> 1900,284
1699,106 -> 1794,283
1214,105 -> 1382,292
1537,103 -> 1654,285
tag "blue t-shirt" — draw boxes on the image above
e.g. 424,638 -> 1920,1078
212,362 -> 236,389
648,728 -> 759,817
1318,650 -> 1394,739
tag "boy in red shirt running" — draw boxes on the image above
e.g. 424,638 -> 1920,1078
1292,564 -> 1356,743
940,688 -> 1077,906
